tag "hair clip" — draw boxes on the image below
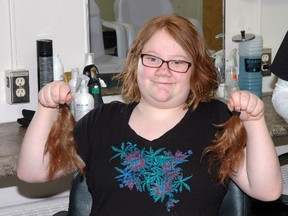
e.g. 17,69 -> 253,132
59,103 -> 68,109
231,110 -> 241,116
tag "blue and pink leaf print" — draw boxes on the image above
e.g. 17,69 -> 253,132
111,141 -> 193,212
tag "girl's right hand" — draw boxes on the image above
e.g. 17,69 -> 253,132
38,81 -> 72,108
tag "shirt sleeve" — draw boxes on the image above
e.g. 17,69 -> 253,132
272,78 -> 288,123
270,31 -> 288,81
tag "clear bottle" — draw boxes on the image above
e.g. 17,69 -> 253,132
53,54 -> 64,81
69,68 -> 79,117
212,50 -> 225,99
74,75 -> 94,121
224,48 -> 239,100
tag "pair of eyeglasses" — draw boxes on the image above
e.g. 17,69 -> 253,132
140,54 -> 192,73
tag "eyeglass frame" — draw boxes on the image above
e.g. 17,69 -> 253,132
140,54 -> 192,73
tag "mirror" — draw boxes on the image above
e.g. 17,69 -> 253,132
95,0 -> 223,52
93,0 -> 224,95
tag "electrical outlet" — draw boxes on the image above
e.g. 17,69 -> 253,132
5,69 -> 30,104
261,48 -> 272,76
15,77 -> 26,86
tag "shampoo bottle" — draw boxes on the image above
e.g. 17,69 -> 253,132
224,48 -> 239,100
74,75 -> 94,121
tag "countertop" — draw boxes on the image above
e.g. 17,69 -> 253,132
1,94 -> 288,178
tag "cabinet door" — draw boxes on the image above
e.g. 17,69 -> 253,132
203,0 -> 223,51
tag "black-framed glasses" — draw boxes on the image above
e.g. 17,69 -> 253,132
140,54 -> 192,73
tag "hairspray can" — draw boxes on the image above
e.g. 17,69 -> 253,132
37,39 -> 53,90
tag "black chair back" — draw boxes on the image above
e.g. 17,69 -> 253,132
55,172 -> 250,215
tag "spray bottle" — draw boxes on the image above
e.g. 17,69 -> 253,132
224,48 -> 239,100
74,74 -> 94,121
212,50 -> 225,98
68,68 -> 79,117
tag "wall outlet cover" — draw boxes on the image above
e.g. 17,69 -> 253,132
5,69 -> 30,104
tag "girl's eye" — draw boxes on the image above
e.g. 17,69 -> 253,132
171,60 -> 184,65
147,57 -> 159,62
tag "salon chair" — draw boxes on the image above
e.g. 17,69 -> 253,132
88,0 -> 126,75
54,171 -> 251,216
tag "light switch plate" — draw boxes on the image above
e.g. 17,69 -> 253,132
5,69 -> 30,104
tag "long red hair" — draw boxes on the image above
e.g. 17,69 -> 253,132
45,15 -> 247,184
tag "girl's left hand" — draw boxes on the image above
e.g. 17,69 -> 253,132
227,91 -> 264,121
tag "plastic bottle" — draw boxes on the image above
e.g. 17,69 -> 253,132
68,68 -> 79,117
83,53 -> 103,108
91,83 -> 104,108
224,48 -> 239,100
37,39 -> 53,90
74,75 -> 94,121
83,53 -> 98,79
212,50 -> 225,99
238,35 -> 263,98
212,50 -> 225,83
53,54 -> 64,81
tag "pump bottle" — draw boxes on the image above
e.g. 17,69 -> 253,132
224,48 -> 239,100
74,75 -> 94,121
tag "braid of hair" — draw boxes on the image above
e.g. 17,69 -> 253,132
44,105 -> 84,180
203,115 -> 247,184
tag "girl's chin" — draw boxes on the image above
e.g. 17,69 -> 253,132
151,94 -> 172,103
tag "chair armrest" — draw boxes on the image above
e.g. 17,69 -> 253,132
102,20 -> 128,58
112,21 -> 137,49
218,181 -> 251,216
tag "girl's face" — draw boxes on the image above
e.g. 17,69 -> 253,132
137,29 -> 192,109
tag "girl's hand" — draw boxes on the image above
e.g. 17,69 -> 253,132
38,81 -> 72,108
227,91 -> 264,121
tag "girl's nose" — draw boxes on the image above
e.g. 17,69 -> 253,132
155,62 -> 172,76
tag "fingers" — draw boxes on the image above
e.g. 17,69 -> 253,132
228,91 -> 264,119
39,81 -> 71,108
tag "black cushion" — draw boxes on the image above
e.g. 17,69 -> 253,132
67,171 -> 92,216
218,181 -> 250,216
55,172 -> 250,215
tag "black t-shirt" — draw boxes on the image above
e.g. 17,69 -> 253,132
74,100 -> 231,216
271,31 -> 288,81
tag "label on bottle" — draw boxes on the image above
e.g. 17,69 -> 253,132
244,58 -> 261,72
75,103 -> 94,121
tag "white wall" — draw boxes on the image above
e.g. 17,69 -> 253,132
225,0 -> 288,93
1,0 -> 288,123
0,0 -> 89,123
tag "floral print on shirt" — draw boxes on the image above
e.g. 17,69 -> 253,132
110,141 -> 193,212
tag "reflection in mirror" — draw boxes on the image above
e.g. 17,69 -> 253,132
93,0 -> 224,95
95,0 -> 223,52
202,0 -> 223,52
